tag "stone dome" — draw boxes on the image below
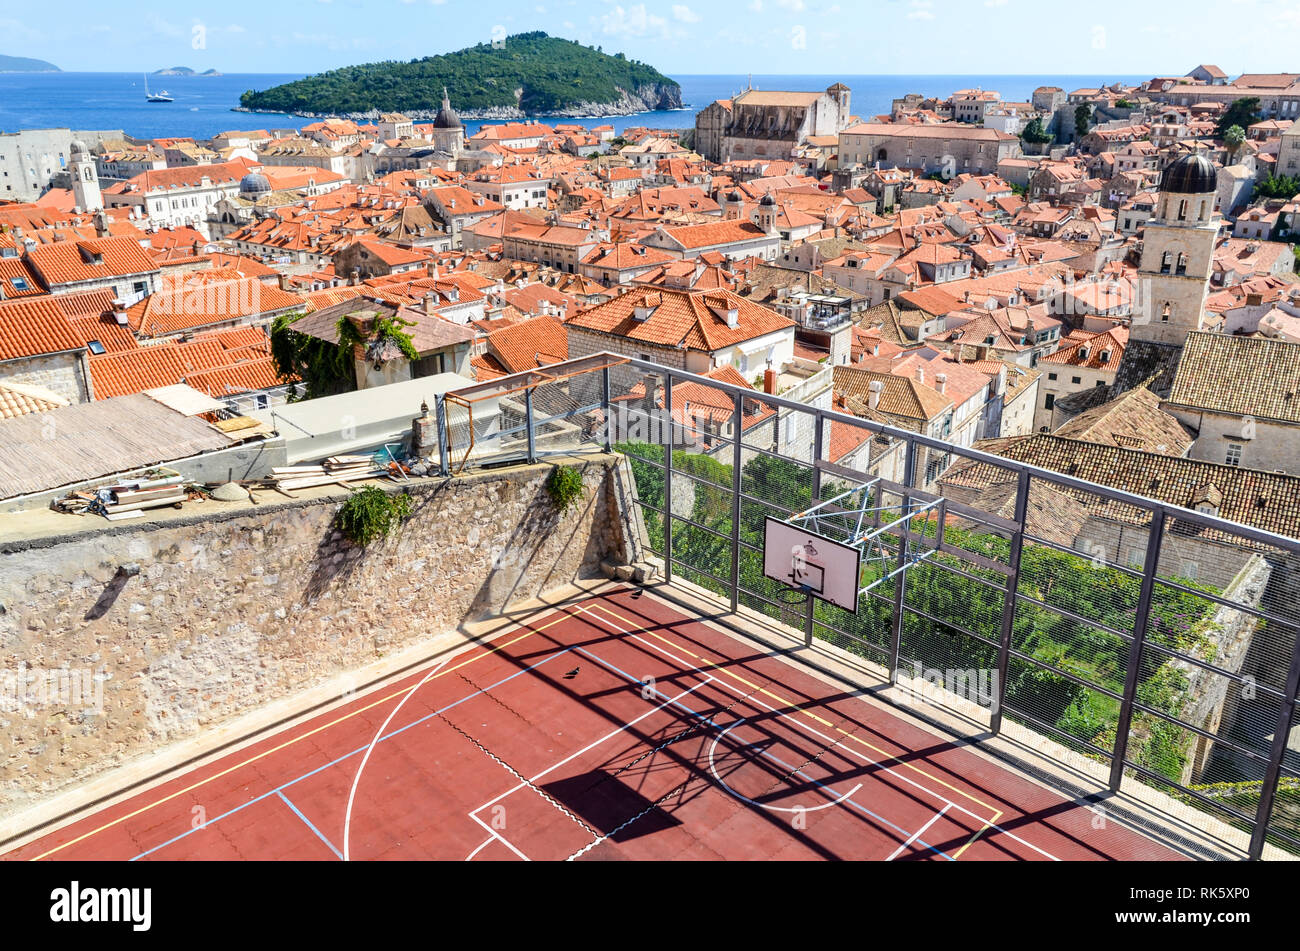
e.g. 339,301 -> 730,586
1161,153 -> 1217,195
760,193 -> 777,206
239,172 -> 272,196
433,88 -> 462,129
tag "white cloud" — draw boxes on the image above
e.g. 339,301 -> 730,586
907,0 -> 934,19
673,4 -> 701,23
149,15 -> 184,38
600,4 -> 670,38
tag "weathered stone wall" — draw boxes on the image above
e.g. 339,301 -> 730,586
0,352 -> 90,404
1174,554 -> 1272,785
0,457 -> 635,819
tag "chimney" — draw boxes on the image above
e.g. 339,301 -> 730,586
915,366 -> 925,386
764,368 -> 778,395
868,380 -> 883,411
935,372 -> 947,395
277,273 -> 292,291
349,268 -> 360,286
725,306 -> 739,329
643,375 -> 660,414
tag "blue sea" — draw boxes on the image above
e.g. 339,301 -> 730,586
0,72 -> 1151,141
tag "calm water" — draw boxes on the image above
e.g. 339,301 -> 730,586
0,72 -> 1150,141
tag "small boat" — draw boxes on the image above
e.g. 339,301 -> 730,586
144,74 -> 174,103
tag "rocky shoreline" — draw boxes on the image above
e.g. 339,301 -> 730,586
234,83 -> 685,123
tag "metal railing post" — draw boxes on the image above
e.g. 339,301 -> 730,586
663,375 -> 673,583
602,366 -> 613,453
811,411 -> 825,500
887,437 -> 917,684
1110,507 -> 1167,791
435,395 -> 450,477
524,386 -> 537,464
729,392 -> 743,615
991,469 -> 1031,735
807,412 -> 826,648
1248,622 -> 1300,859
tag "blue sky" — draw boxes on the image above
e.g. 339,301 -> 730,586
5,0 -> 1300,75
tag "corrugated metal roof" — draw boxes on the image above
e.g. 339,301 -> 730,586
0,395 -> 235,500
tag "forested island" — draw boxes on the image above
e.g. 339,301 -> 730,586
237,32 -> 682,120
153,67 -> 223,76
0,55 -> 60,72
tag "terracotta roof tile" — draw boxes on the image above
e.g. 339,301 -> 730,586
25,236 -> 159,288
1168,331 -> 1300,423
0,295 -> 88,360
565,286 -> 793,353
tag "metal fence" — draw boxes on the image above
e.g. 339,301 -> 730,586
434,353 -> 1300,860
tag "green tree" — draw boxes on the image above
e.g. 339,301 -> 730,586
1254,174 -> 1300,200
1074,104 -> 1092,137
1021,117 -> 1054,145
1216,98 -> 1262,138
1223,124 -> 1246,164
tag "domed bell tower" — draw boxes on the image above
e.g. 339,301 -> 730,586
1133,153 -> 1219,347
70,140 -> 102,214
432,88 -> 465,160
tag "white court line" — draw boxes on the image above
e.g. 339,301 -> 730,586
887,805 -> 952,861
707,717 -> 864,814
468,811 -> 529,861
465,836 -> 496,861
467,680 -> 713,818
581,602 -> 1063,862
343,657 -> 449,862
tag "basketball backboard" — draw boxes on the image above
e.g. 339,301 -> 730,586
763,517 -> 862,614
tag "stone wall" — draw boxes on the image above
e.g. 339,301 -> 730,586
0,456 -> 637,820
0,352 -> 91,405
1173,554 -> 1273,784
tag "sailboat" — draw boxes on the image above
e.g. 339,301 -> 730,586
144,74 -> 174,103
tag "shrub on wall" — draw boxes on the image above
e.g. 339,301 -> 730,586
336,486 -> 413,546
546,465 -> 585,514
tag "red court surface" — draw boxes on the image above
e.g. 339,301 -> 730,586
4,588 -> 1182,861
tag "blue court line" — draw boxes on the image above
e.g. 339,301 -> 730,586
129,645 -> 578,860
276,790 -> 344,860
572,643 -> 954,860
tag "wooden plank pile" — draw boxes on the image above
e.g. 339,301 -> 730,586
52,476 -> 189,520
268,455 -> 388,492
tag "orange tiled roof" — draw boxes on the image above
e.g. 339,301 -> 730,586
487,314 -> 569,374
128,273 -> 303,338
25,236 -> 159,288
566,286 -> 793,353
0,295 -> 88,360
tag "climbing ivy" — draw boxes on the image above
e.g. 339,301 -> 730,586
270,311 -> 419,401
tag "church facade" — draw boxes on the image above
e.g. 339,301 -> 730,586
694,84 -> 853,164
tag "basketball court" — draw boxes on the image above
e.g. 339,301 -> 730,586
4,586 -> 1182,862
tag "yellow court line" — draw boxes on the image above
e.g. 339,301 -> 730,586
586,600 -> 1000,822
27,609 -> 579,861
951,812 -> 1002,860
